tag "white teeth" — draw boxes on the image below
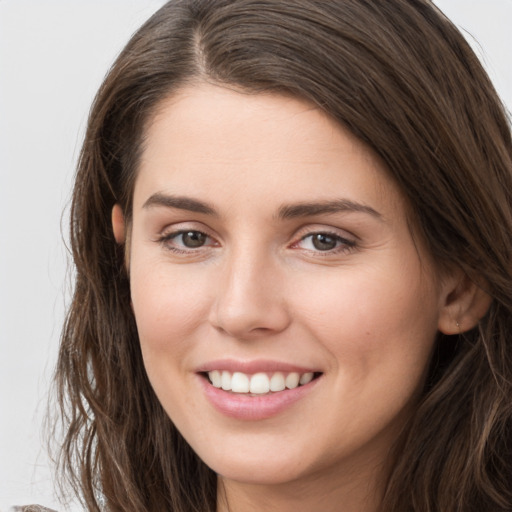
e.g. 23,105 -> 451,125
231,372 -> 250,393
269,372 -> 286,392
207,370 -> 316,394
299,372 -> 314,385
210,370 -> 222,388
250,373 -> 270,394
221,371 -> 232,391
285,372 -> 300,389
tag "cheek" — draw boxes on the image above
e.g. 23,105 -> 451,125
292,260 -> 440,377
129,262 -> 212,426
129,260 -> 211,360
291,266 -> 440,442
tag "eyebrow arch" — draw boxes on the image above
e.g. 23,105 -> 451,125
142,193 -> 381,221
277,199 -> 382,220
142,193 -> 217,216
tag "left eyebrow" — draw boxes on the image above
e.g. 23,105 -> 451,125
277,199 -> 382,220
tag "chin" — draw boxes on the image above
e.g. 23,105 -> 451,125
212,459 -> 309,486
191,434 -> 328,487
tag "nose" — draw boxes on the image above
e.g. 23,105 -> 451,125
208,247 -> 291,340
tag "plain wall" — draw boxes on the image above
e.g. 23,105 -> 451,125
0,1 -> 511,510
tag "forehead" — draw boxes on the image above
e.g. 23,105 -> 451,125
135,83 -> 400,213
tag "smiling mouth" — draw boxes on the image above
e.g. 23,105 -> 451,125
203,370 -> 322,395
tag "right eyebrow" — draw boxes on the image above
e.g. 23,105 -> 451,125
142,193 -> 218,216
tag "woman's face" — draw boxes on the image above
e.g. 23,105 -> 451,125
126,83 -> 449,488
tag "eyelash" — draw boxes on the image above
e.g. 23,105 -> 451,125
156,228 -> 357,256
156,229 -> 216,254
293,231 -> 356,255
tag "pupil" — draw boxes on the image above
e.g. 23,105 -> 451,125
312,233 -> 337,251
183,231 -> 206,248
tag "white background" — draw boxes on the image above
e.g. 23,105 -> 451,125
0,1 -> 511,510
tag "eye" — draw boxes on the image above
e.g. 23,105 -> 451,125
175,230 -> 208,248
158,229 -> 216,252
296,232 -> 355,253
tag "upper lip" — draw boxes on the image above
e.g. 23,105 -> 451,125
195,359 -> 320,375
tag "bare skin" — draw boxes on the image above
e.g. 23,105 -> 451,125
113,83 -> 490,512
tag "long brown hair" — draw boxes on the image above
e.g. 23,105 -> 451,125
55,1 -> 512,510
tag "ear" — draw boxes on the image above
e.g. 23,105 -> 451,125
112,204 -> 126,244
437,271 -> 492,334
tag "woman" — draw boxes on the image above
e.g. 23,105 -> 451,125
54,0 -> 512,510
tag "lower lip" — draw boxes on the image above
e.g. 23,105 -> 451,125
199,375 -> 320,421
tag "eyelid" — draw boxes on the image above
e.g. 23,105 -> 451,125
296,232 -> 354,248
157,220 -> 216,239
156,223 -> 220,253
289,225 -> 358,254
153,222 -> 357,255
293,223 -> 357,242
